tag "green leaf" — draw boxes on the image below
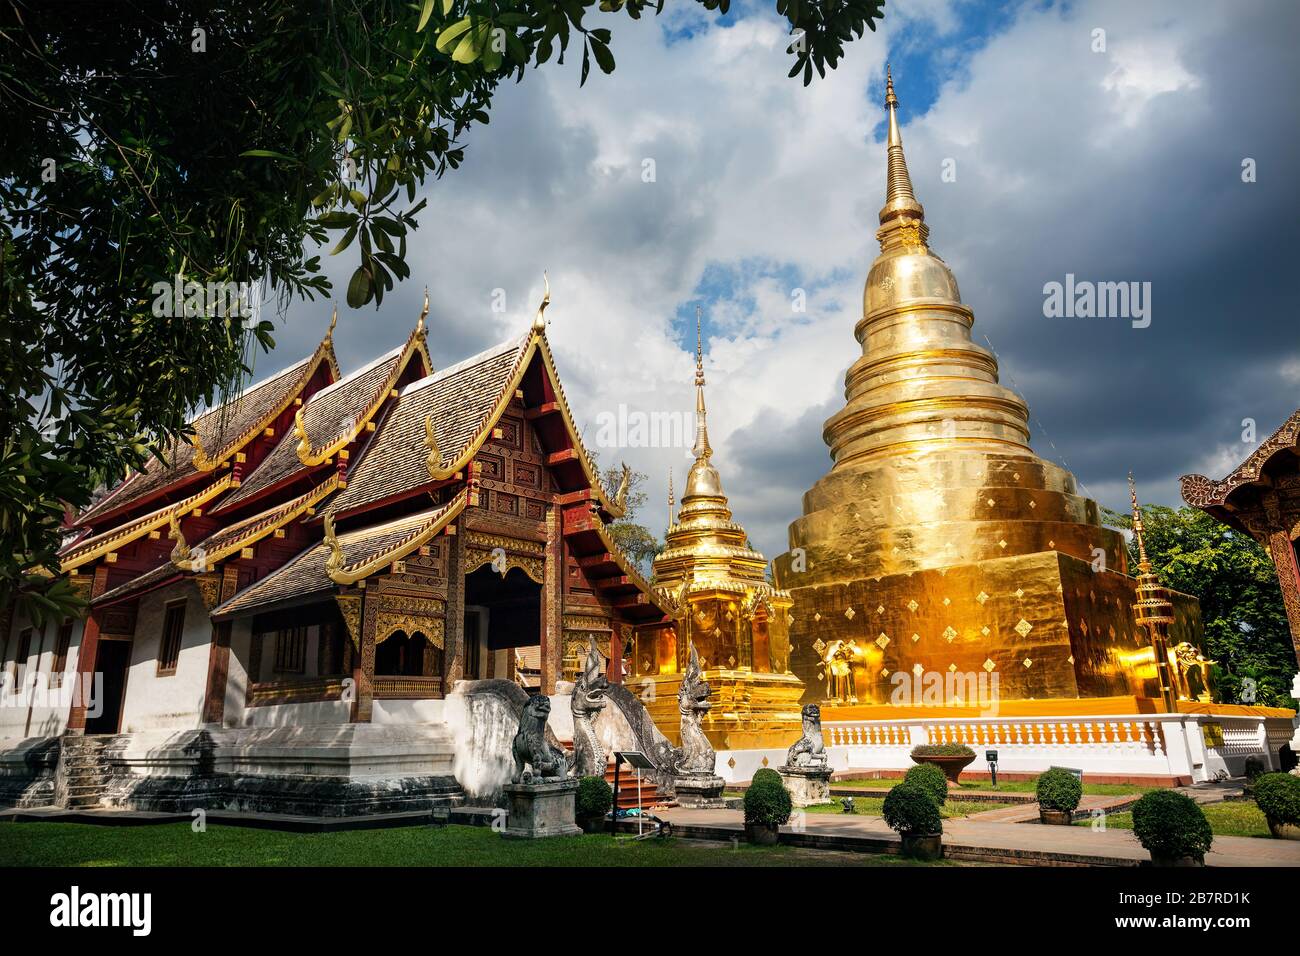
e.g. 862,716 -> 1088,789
346,266 -> 372,308
240,149 -> 296,162
417,0 -> 436,32
435,17 -> 473,53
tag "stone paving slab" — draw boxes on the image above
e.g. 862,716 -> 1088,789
652,806 -> 1300,867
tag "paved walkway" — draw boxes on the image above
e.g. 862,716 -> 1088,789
650,806 -> 1300,867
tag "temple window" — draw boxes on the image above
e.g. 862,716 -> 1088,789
157,600 -> 186,675
51,619 -> 73,687
273,625 -> 309,674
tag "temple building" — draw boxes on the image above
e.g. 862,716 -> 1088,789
626,314 -> 803,749
773,70 -> 1208,711
1182,407 -> 1300,752
0,289 -> 674,812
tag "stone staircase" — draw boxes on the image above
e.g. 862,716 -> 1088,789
605,760 -> 662,810
57,735 -> 110,809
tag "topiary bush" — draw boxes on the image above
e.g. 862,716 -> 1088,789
752,767 -> 783,788
903,763 -> 949,805
576,775 -> 613,821
744,775 -> 793,828
910,744 -> 975,758
1131,790 -> 1214,863
1253,772 -> 1300,827
882,782 -> 943,837
1243,756 -> 1267,783
1035,767 -> 1083,813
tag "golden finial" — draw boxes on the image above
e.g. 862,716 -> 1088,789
293,407 -> 312,463
668,467 -> 675,526
692,305 -> 712,460
880,64 -> 925,227
614,462 -> 631,512
417,287 -> 429,334
326,303 -> 338,342
1128,472 -> 1151,572
324,513 -> 346,582
168,510 -> 190,565
533,271 -> 551,332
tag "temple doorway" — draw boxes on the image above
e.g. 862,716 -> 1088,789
463,566 -> 542,689
85,638 -> 131,735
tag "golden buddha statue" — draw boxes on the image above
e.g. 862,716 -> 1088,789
773,69 -> 1206,710
627,311 -> 805,748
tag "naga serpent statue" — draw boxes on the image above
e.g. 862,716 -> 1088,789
675,644 -> 716,775
511,695 -> 570,783
570,638 -> 610,777
785,703 -> 828,768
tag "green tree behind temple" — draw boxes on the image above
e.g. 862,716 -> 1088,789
600,465 -> 661,575
1105,504 -> 1296,707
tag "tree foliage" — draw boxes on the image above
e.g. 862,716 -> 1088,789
0,0 -> 882,620
1105,504 -> 1296,706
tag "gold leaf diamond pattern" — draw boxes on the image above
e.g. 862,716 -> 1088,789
981,626 -> 991,637
942,626 -> 958,643
976,591 -> 989,605
998,539 -> 1008,550
912,663 -> 924,677
1014,588 -> 1024,599
982,658 -> 996,673
728,757 -> 737,769
876,605 -> 885,615
1022,657 -> 1033,668
1015,618 -> 1033,638
880,668 -> 889,677
813,638 -> 827,654
906,599 -> 919,613
844,607 -> 856,620
910,632 -> 921,643
814,612 -> 822,622
942,597 -> 951,607
875,633 -> 890,649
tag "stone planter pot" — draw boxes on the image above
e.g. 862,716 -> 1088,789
745,822 -> 781,846
1148,851 -> 1204,867
1039,808 -> 1074,826
1267,819 -> 1300,840
913,753 -> 976,784
900,832 -> 943,861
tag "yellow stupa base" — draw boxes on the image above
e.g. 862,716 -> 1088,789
819,696 -> 1295,722
627,669 -> 807,750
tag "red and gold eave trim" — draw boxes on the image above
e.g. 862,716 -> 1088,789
326,487 -> 468,586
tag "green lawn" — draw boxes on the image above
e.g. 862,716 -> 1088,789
0,821 -> 952,867
805,798 -> 1016,818
831,777 -> 1154,797
1072,801 -> 1273,839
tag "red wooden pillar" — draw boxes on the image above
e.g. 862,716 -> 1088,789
351,588 -> 376,722
66,566 -> 111,734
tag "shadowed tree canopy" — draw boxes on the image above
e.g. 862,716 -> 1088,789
0,0 -> 883,620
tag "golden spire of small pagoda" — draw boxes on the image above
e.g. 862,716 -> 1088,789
881,64 -> 925,223
692,305 -> 712,461
1128,472 -> 1153,573
667,467 -> 675,527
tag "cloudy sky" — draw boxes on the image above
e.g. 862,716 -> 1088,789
258,0 -> 1300,562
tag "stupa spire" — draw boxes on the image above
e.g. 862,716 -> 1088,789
1128,472 -> 1152,572
667,467 -> 675,527
879,64 -> 926,228
691,305 -> 712,460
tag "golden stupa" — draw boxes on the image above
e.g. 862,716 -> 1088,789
772,70 -> 1205,710
627,311 -> 804,748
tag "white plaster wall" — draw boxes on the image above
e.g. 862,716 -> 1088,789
234,699 -> 352,727
118,580 -> 211,733
373,699 -> 447,724
0,608 -> 82,740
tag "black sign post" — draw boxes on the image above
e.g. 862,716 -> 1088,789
986,749 -> 998,788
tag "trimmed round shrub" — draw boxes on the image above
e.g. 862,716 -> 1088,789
882,782 -> 943,837
744,774 -> 792,828
1035,767 -> 1083,813
1130,790 -> 1213,863
910,743 -> 975,758
1253,772 -> 1300,826
903,763 -> 949,805
1243,756 -> 1267,783
576,776 -> 613,820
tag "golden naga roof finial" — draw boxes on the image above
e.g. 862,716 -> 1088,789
879,63 -> 925,229
424,413 -> 454,481
326,302 -> 338,342
692,305 -> 712,460
168,510 -> 191,565
417,286 -> 429,335
324,513 -> 346,583
614,462 -> 631,512
293,407 -> 313,463
533,271 -> 551,332
1128,471 -> 1151,573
